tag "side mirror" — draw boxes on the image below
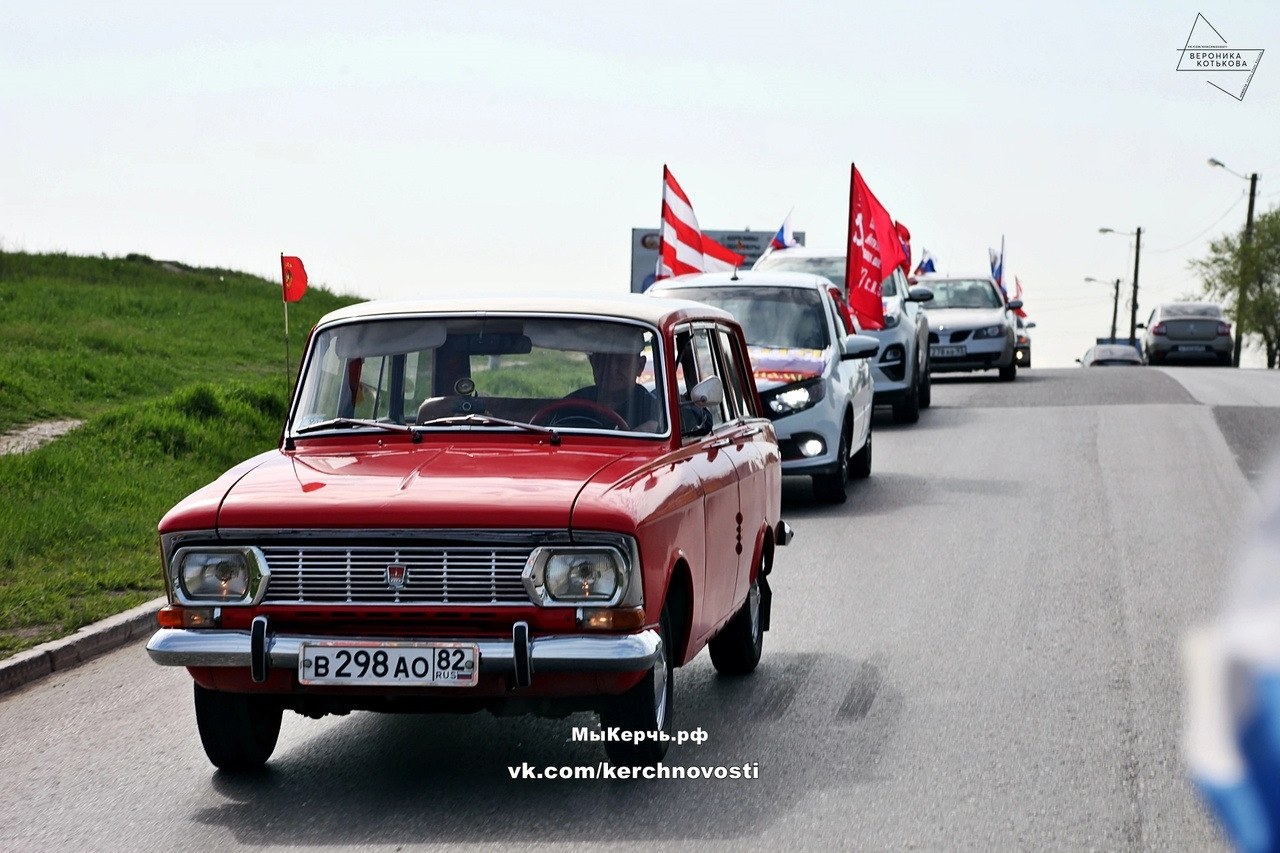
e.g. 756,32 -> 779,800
680,376 -> 723,438
841,333 -> 880,360
1007,298 -> 1023,311
1026,321 -> 1037,329
1136,323 -> 1146,330
908,286 -> 934,303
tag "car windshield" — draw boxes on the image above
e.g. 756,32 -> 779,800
291,316 -> 667,436
663,285 -> 828,351
925,279 -> 1003,309
754,254 -> 899,297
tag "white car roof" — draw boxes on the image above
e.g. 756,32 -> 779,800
314,293 -> 734,328
649,269 -> 839,292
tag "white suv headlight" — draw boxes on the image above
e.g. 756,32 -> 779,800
524,546 -> 632,606
973,325 -> 1005,339
171,547 -> 267,604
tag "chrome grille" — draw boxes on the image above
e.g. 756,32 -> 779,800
260,546 -> 532,605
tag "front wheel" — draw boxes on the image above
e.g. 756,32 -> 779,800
892,372 -> 921,424
600,605 -> 673,765
193,683 -> 283,771
709,577 -> 764,675
999,362 -> 1017,382
812,422 -> 850,503
919,353 -> 932,409
850,418 -> 872,479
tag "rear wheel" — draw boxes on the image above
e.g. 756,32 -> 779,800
600,605 -> 673,765
193,683 -> 283,771
812,422 -> 850,503
709,577 -> 764,675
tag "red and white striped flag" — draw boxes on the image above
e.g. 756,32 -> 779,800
657,166 -> 744,280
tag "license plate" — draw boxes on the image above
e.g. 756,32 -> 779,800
1176,345 -> 1208,352
931,346 -> 966,358
299,641 -> 478,687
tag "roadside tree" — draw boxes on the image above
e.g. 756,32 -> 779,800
1191,205 -> 1280,368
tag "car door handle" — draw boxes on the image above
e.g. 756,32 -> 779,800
710,427 -> 761,449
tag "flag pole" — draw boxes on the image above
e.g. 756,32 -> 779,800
281,253 -> 290,398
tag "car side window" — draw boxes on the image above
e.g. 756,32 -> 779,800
690,328 -> 729,428
716,327 -> 752,420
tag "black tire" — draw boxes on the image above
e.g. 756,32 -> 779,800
892,371 -> 921,424
850,418 -> 872,479
812,421 -> 850,503
600,605 -> 673,765
193,683 -> 283,771
709,577 -> 764,675
919,353 -> 932,409
999,362 -> 1017,382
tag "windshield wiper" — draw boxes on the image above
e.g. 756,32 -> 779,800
293,418 -> 423,442
417,414 -> 561,446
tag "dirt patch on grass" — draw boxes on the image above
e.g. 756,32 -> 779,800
0,420 -> 83,455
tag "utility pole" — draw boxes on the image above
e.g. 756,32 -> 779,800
1128,228 -> 1141,348
1235,173 -> 1258,366
1110,279 -> 1120,342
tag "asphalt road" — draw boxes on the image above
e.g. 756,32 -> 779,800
3,366 -> 1279,852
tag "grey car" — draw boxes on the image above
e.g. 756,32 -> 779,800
1139,302 -> 1233,366
919,275 -> 1022,381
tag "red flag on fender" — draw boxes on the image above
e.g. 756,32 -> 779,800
281,255 -> 308,302
845,165 -> 905,331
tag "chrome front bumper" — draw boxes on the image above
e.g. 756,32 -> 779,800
148,622 -> 661,688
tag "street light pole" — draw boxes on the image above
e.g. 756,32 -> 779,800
1098,227 -> 1142,349
1209,158 -> 1260,366
1129,228 -> 1141,348
1110,279 -> 1120,342
1239,173 -> 1258,366
1085,276 -> 1122,342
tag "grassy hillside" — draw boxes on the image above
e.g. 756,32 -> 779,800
0,252 -> 361,657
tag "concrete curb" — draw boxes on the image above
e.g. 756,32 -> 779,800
0,597 -> 167,697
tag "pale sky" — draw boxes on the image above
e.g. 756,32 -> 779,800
4,1 -> 1278,368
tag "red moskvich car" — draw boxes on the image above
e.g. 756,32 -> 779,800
148,295 -> 792,770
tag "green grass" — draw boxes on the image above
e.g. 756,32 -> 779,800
0,252 -> 361,658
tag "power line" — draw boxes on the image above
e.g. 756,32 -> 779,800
1146,193 -> 1247,254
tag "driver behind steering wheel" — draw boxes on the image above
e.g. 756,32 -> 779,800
567,333 -> 659,431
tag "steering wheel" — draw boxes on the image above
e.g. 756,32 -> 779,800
530,399 -> 629,430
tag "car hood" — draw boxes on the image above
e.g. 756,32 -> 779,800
928,307 -> 1007,331
746,345 -> 829,390
203,442 -> 644,531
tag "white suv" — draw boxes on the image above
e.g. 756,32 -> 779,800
753,247 -> 933,424
648,270 -> 879,503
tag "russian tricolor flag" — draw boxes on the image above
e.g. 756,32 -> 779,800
770,210 -> 798,250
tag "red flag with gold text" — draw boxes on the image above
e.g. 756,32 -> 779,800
845,166 -> 906,331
